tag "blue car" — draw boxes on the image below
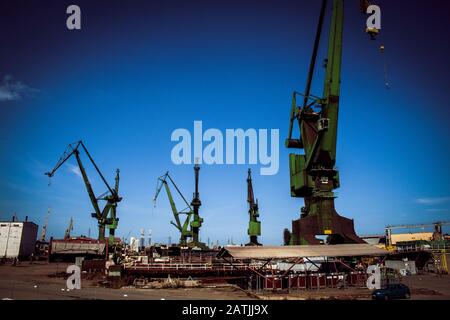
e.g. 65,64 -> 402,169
372,283 -> 411,300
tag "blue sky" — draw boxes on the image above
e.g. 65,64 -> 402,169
0,0 -> 449,245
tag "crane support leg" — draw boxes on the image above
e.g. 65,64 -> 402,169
291,198 -> 364,245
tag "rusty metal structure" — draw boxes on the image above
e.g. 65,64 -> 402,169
217,244 -> 387,291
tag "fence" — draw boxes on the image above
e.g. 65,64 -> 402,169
258,272 -> 369,291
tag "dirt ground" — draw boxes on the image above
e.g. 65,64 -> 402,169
256,274 -> 450,300
0,262 -> 449,300
0,262 -> 254,300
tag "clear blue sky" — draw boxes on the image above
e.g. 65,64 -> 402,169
0,0 -> 449,245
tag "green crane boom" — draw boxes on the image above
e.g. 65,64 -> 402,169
154,172 -> 193,246
285,0 -> 366,245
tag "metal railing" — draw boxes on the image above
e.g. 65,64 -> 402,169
124,262 -> 252,271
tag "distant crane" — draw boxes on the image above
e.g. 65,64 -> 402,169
153,165 -> 205,248
140,228 -> 145,250
246,169 -> 261,246
64,217 -> 73,239
148,229 -> 152,246
45,140 -> 122,245
40,207 -> 51,242
123,230 -> 132,244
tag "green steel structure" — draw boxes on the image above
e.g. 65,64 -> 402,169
285,0 -> 369,245
154,165 -> 205,248
246,169 -> 261,246
101,169 -> 120,245
46,141 -> 122,245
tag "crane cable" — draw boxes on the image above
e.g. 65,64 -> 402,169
379,44 -> 390,89
361,0 -> 390,89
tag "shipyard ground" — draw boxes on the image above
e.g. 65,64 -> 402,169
0,262 -> 449,300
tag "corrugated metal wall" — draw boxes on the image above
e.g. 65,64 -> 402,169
0,222 -> 38,258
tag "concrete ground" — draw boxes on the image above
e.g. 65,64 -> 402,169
0,262 -> 449,300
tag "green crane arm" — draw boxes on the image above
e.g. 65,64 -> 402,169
286,0 -> 344,200
299,0 -> 343,169
153,172 -> 168,206
247,169 -> 259,220
320,0 -> 343,164
286,0 -> 327,148
46,141 -> 103,218
45,141 -> 81,178
73,149 -> 102,218
154,172 -> 193,235
79,141 -> 118,201
163,180 -> 183,231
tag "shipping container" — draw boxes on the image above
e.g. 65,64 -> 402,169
49,237 -> 107,262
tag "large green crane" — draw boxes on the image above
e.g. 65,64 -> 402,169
45,141 -> 121,245
285,0 -> 371,245
153,165 -> 205,248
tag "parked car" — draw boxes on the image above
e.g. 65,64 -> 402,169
372,283 -> 411,300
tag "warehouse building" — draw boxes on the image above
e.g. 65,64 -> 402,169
0,217 -> 38,260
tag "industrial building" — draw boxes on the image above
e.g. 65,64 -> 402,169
0,218 -> 38,260
49,237 -> 107,262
